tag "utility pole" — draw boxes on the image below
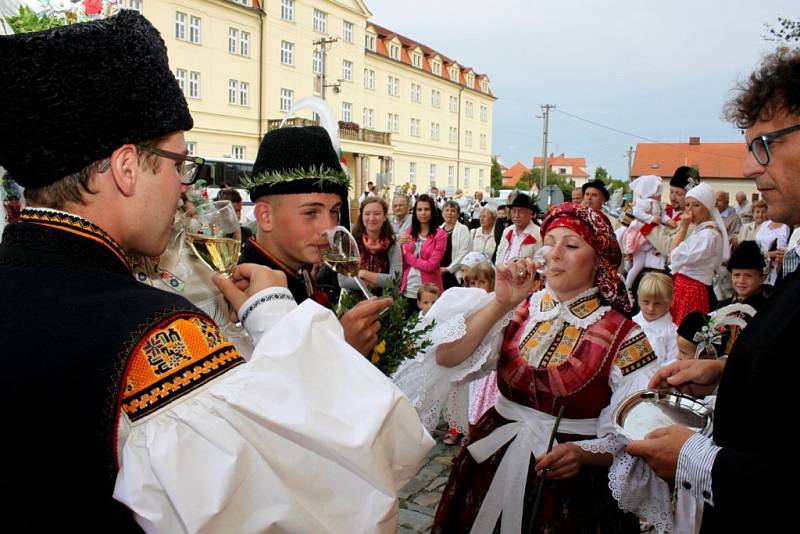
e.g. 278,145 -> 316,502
313,37 -> 338,100
626,145 -> 635,180
539,104 -> 555,189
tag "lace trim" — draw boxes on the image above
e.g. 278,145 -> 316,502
528,287 -> 610,329
429,314 -> 467,345
241,293 -> 295,325
609,450 -> 674,532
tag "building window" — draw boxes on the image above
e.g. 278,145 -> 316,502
230,0 -> 249,5
186,141 -> 197,155
189,15 -> 201,44
342,60 -> 352,81
410,118 -> 420,137
429,164 -> 436,182
387,113 -> 399,133
480,105 -> 488,122
448,165 -> 454,186
479,169 -> 485,188
464,168 -> 471,187
363,108 -> 374,128
281,0 -> 294,21
480,134 -> 487,150
450,67 -> 459,82
465,130 -> 473,147
430,122 -> 440,141
343,20 -> 353,43
410,83 -> 421,103
412,53 -> 421,68
363,68 -> 374,90
232,146 -> 246,160
280,88 -> 293,112
481,80 -> 488,93
312,50 -> 322,74
431,61 -> 441,75
365,34 -> 376,51
175,12 -> 186,40
465,101 -> 474,118
121,0 -> 142,11
389,44 -> 400,60
239,81 -> 249,106
431,90 -> 441,109
189,71 -> 200,98
280,41 -> 294,65
409,162 -> 416,184
313,9 -> 327,33
449,95 -> 458,113
449,127 -> 457,144
387,76 -> 399,97
466,74 -> 474,88
240,31 -> 250,56
228,28 -> 238,54
175,68 -> 186,94
228,79 -> 237,104
341,102 -> 352,122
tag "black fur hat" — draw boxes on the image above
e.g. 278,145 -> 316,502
245,126 -> 351,226
677,311 -> 707,342
728,240 -> 767,273
670,166 -> 698,189
0,10 -> 193,189
581,179 -> 610,200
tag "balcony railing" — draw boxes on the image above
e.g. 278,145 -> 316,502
267,118 -> 391,146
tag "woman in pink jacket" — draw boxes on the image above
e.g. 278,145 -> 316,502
400,194 -> 447,314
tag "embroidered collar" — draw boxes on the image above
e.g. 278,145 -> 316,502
528,286 -> 609,328
19,208 -> 131,271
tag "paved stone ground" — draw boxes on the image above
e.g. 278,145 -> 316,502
397,427 -> 459,534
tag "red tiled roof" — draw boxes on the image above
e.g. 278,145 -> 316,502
532,154 -> 589,178
631,140 -> 747,179
367,22 -> 493,97
502,162 -> 530,187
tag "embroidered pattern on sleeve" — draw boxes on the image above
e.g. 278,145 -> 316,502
121,313 -> 244,422
614,331 -> 657,376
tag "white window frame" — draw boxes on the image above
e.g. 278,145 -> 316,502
232,146 -> 246,160
465,101 -> 473,118
281,0 -> 294,21
431,90 -> 440,109
342,60 -> 352,82
448,165 -> 454,186
175,68 -> 186,94
228,80 -> 238,104
450,67 -> 459,82
239,81 -> 249,106
387,113 -> 399,133
228,28 -> 238,54
387,76 -> 399,97
465,130 -> 473,147
280,88 -> 293,112
186,141 -> 197,155
480,134 -> 487,150
409,162 -> 417,184
121,0 -> 142,11
464,167 -> 471,187
343,20 -> 353,43
479,169 -> 485,188
313,50 -> 322,74
410,118 -> 420,137
429,164 -> 436,182
240,31 -> 250,56
389,44 -> 400,60
365,34 -> 376,51
189,71 -> 200,98
341,102 -> 352,122
280,41 -> 294,66
432,61 -> 441,75
363,68 -> 374,90
412,53 -> 421,68
313,9 -> 327,33
410,82 -> 421,103
449,95 -> 458,113
189,15 -> 201,44
480,105 -> 488,122
430,122 -> 439,141
449,127 -> 457,144
175,12 -> 186,41
363,108 -> 374,128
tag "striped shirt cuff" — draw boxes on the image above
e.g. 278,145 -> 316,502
676,433 -> 721,506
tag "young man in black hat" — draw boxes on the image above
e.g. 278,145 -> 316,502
581,178 -> 610,211
494,192 -> 542,265
239,125 -> 391,356
0,12 -> 429,531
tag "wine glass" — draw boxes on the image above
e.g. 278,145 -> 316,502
183,200 -> 242,277
320,226 -> 374,299
533,245 -> 553,275
504,256 -> 533,287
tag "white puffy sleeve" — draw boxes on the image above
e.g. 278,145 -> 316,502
573,325 -> 674,532
632,198 -> 656,224
670,227 -> 719,273
392,287 -> 515,433
114,297 -> 434,534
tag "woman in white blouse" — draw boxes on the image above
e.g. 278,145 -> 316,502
439,200 -> 472,289
669,183 -> 728,325
754,216 -> 790,286
470,206 -> 497,258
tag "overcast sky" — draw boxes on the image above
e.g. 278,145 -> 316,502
367,0 -> 797,181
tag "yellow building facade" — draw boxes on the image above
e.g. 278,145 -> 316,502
128,0 -> 495,198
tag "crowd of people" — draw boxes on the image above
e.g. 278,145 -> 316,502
1,9 -> 795,533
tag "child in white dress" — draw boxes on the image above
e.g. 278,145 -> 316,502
622,175 -> 672,289
632,272 -> 678,364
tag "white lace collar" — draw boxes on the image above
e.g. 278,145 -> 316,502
633,311 -> 674,332
527,286 -> 609,329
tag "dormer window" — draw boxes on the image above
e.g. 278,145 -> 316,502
466,74 -> 474,87
389,44 -> 400,60
412,53 -> 421,68
450,67 -> 459,82
431,61 -> 441,75
365,34 -> 376,51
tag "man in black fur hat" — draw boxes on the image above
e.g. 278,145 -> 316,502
0,11 -> 429,531
581,178 -> 610,210
239,125 -> 391,355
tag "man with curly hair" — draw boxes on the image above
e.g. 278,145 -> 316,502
629,48 -> 800,532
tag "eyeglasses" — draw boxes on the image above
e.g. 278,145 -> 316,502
747,123 -> 800,166
141,147 -> 206,185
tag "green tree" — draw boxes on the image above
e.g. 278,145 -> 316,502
594,166 -> 630,194
490,157 -> 503,196
524,168 -> 575,199
764,17 -> 800,47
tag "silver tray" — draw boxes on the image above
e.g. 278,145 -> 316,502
613,389 -> 713,441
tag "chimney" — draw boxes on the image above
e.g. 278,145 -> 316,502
689,136 -> 700,145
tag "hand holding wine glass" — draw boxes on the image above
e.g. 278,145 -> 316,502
495,256 -> 536,308
320,226 -> 374,299
183,200 -> 242,277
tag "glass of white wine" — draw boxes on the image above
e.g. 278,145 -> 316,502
321,226 -> 374,299
183,200 -> 242,277
533,245 -> 553,275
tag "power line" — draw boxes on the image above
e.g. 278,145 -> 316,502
553,108 -> 744,161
